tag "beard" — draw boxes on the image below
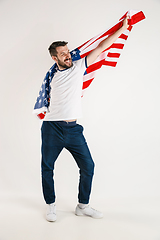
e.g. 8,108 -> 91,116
57,57 -> 73,70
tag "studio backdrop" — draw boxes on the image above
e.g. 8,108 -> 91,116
0,0 -> 160,203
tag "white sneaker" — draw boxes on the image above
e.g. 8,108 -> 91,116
75,205 -> 103,219
46,203 -> 56,222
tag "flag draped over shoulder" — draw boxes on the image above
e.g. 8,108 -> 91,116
33,10 -> 145,120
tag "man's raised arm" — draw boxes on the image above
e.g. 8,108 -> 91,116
87,17 -> 129,67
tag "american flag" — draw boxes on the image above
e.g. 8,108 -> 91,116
33,10 -> 145,120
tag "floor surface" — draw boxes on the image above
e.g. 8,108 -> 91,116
0,194 -> 160,240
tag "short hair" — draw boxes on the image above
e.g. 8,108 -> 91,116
48,41 -> 68,57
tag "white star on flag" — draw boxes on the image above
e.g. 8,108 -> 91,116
33,10 -> 145,120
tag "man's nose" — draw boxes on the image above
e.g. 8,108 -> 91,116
66,52 -> 70,58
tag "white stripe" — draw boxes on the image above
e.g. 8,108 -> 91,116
83,70 -> 98,82
79,22 -> 120,52
80,35 -> 110,55
81,89 -> 85,96
123,29 -> 130,36
79,29 -> 110,52
115,38 -> 126,44
33,106 -> 48,114
105,56 -> 119,62
79,20 -> 123,52
79,17 -> 131,53
91,52 -> 107,64
108,48 -> 122,54
80,31 -> 130,56
128,10 -> 140,18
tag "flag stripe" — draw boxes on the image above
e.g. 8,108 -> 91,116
37,112 -> 46,119
129,11 -> 145,25
80,50 -> 92,59
83,70 -> 98,82
107,52 -> 120,58
120,33 -> 128,40
79,21 -> 123,52
86,61 -> 104,74
110,43 -> 124,49
33,10 -> 145,120
82,78 -> 94,89
119,10 -> 145,25
103,61 -> 117,67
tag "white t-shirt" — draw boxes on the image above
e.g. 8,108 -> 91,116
44,57 -> 87,121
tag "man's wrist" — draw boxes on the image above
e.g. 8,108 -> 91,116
121,25 -> 128,31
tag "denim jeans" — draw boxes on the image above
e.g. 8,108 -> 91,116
41,121 -> 95,204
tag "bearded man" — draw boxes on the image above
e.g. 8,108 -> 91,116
41,17 -> 129,222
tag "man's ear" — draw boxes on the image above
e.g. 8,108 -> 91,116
52,55 -> 57,63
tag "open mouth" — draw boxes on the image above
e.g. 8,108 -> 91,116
65,58 -> 71,63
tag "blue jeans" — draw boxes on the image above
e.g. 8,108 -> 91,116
41,121 -> 95,204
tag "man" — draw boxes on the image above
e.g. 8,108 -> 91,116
41,17 -> 129,222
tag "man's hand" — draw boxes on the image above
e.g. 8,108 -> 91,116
122,16 -> 129,30
87,16 -> 129,67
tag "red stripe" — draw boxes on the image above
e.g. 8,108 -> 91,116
103,61 -> 117,67
128,25 -> 133,31
120,33 -> 128,40
82,78 -> 94,90
111,43 -> 124,49
79,21 -> 123,51
79,11 -> 142,52
81,41 -> 125,58
86,61 -> 103,74
37,112 -> 46,120
78,39 -> 91,50
80,50 -> 92,59
119,11 -> 145,25
93,22 -> 122,42
129,11 -> 145,25
107,52 -> 120,58
102,42 -> 124,53
119,11 -> 128,21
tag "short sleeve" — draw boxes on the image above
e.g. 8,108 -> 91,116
74,56 -> 88,73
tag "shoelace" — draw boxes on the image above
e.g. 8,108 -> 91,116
84,205 -> 99,212
90,207 -> 99,212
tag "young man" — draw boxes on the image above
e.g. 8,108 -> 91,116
41,17 -> 129,222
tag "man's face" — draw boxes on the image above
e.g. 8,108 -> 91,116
52,45 -> 73,70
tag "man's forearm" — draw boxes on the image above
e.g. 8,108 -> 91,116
98,24 -> 128,52
87,17 -> 129,67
